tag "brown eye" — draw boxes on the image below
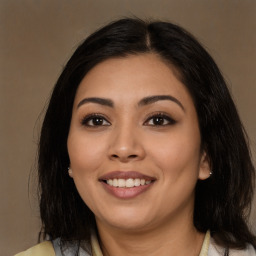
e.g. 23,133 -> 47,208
91,117 -> 104,126
144,114 -> 176,126
81,115 -> 110,127
151,116 -> 165,125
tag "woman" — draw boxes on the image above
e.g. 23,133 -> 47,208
16,18 -> 256,256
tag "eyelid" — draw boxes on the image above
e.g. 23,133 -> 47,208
144,112 -> 177,126
80,113 -> 111,127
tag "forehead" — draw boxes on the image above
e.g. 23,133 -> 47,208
74,54 -> 193,107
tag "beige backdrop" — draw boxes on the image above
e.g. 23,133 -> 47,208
1,1 -> 255,255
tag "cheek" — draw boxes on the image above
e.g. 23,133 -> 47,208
67,133 -> 105,211
146,134 -> 201,210
146,130 -> 201,180
67,132 -> 107,174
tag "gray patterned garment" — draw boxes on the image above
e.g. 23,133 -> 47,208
52,238 -> 91,256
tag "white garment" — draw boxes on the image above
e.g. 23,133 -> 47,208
208,238 -> 256,256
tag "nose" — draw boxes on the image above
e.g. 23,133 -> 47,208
108,126 -> 146,163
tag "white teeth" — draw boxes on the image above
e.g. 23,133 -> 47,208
113,179 -> 118,187
118,179 -> 126,187
106,178 -> 152,188
134,178 -> 140,186
126,178 -> 134,188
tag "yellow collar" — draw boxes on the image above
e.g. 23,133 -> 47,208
91,230 -> 103,256
91,230 -> 211,256
199,230 -> 211,256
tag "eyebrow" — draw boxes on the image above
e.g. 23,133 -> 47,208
77,95 -> 184,111
77,97 -> 114,108
138,95 -> 185,111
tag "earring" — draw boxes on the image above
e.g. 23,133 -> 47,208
68,167 -> 73,176
209,171 -> 213,176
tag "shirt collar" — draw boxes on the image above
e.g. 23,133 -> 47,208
91,230 -> 211,256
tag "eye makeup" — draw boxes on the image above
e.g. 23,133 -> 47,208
144,112 -> 177,126
80,113 -> 111,127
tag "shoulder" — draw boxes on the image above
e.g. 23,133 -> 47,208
209,238 -> 256,256
14,241 -> 55,256
228,245 -> 256,256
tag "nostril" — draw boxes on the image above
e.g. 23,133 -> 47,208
110,154 -> 138,159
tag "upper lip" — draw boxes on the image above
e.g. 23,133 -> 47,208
99,171 -> 156,181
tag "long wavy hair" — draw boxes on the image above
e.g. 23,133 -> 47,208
38,18 -> 255,249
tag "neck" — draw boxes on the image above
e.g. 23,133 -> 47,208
96,212 -> 205,256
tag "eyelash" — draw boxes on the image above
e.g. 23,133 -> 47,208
144,112 -> 176,126
81,114 -> 111,127
80,112 -> 176,127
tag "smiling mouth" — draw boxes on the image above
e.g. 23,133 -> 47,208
102,178 -> 154,188
99,172 -> 156,198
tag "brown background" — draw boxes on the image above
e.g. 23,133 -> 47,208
0,1 -> 255,255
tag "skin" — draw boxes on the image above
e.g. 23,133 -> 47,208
67,53 -> 211,256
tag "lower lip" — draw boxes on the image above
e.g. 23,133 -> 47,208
101,181 -> 154,199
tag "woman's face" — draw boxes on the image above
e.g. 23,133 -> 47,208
67,54 -> 210,231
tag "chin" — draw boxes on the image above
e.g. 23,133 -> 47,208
96,207 -> 156,231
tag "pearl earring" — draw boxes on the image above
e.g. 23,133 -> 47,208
68,167 -> 73,176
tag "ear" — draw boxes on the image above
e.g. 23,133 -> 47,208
68,167 -> 73,178
198,151 -> 211,180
